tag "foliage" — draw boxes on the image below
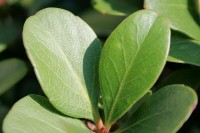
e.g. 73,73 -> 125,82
0,0 -> 200,133
2,7 -> 198,133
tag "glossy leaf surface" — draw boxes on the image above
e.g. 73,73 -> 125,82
117,85 -> 198,133
0,58 -> 27,95
145,0 -> 200,42
92,0 -> 143,16
3,95 -> 92,133
23,8 -> 102,121
99,10 -> 170,126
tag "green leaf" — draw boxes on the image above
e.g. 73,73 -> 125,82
119,91 -> 152,126
157,67 -> 200,90
99,9 -> 170,126
117,85 -> 198,133
0,43 -> 6,53
23,8 -> 102,121
0,21 -> 20,46
0,58 -> 27,95
168,33 -> 200,66
0,105 -> 9,133
6,0 -> 19,5
20,0 -> 55,15
92,0 -> 143,16
3,95 -> 92,133
196,0 -> 200,17
81,9 -> 125,36
144,0 -> 200,42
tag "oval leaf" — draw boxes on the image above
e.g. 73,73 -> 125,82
23,8 -> 102,121
3,95 -> 92,133
0,58 -> 27,95
117,85 -> 198,133
92,0 -> 143,16
144,0 -> 200,42
99,9 -> 170,126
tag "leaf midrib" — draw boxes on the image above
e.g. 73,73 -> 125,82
105,39 -> 140,124
105,16 -> 159,124
32,16 -> 91,104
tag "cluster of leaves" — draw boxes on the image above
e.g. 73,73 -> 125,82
0,0 -> 90,132
2,5 -> 199,133
1,0 -> 200,133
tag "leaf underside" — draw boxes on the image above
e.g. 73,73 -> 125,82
3,95 -> 92,133
23,8 -> 102,121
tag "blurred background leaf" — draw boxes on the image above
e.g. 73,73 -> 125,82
91,0 -> 143,16
0,58 -> 27,95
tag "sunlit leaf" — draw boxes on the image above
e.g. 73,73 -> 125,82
3,95 -> 92,133
99,9 -> 170,127
23,8 -> 102,121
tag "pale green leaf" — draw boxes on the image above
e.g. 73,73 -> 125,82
92,0 -> 143,16
0,58 -> 27,95
144,0 -> 200,42
99,9 -> 170,126
3,95 -> 92,133
117,85 -> 198,133
168,33 -> 200,66
23,8 -> 102,121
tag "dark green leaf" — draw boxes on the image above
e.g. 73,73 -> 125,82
157,67 -> 200,90
3,95 -> 92,133
0,58 -> 27,95
0,105 -> 9,133
81,9 -> 125,36
99,9 -> 170,127
168,33 -> 200,66
20,0 -> 55,15
117,85 -> 198,133
119,91 -> 152,126
92,0 -> 143,16
145,0 -> 200,42
0,21 -> 20,46
23,8 -> 102,121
